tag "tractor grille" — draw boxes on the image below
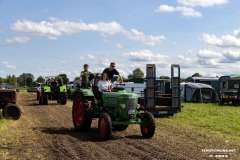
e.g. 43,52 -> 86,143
106,98 -> 118,106
125,98 -> 137,110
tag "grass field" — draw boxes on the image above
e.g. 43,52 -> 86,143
156,102 -> 240,152
0,119 -> 8,132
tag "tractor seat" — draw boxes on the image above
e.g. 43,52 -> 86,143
92,86 -> 102,100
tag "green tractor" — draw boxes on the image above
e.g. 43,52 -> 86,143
72,73 -> 155,140
38,76 -> 67,105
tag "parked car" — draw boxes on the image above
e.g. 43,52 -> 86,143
27,87 -> 38,92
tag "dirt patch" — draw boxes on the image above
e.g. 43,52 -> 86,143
0,92 -> 237,159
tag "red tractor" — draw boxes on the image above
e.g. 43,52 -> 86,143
0,89 -> 21,120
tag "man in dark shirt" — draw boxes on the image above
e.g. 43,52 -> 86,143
102,62 -> 123,83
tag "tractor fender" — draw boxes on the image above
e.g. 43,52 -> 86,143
80,89 -> 94,96
43,86 -> 51,92
59,86 -> 67,92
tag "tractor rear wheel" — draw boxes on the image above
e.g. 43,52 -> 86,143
72,95 -> 92,131
140,112 -> 155,138
112,125 -> 128,131
98,113 -> 112,140
2,104 -> 21,120
60,93 -> 67,105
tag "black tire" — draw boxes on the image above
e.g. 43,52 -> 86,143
60,93 -> 67,105
37,92 -> 40,100
72,95 -> 92,131
42,93 -> 48,105
140,112 -> 155,138
98,113 -> 112,140
112,125 -> 128,131
2,104 -> 21,120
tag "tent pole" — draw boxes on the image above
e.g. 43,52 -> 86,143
200,88 -> 203,103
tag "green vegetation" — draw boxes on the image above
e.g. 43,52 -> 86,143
156,103 -> 240,148
127,68 -> 144,79
0,119 -> 8,132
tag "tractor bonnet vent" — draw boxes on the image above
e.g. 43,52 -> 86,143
106,98 -> 118,106
125,98 -> 136,110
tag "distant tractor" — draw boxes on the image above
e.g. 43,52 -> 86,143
38,76 -> 67,105
219,76 -> 240,106
0,89 -> 21,120
72,73 -> 155,140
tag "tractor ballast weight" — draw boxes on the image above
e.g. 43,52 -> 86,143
0,89 -> 21,120
72,73 -> 155,140
38,76 -> 67,105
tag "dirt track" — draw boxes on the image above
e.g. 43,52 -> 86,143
0,92 -> 212,160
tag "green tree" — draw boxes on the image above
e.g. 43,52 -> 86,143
0,77 -> 4,83
18,73 -> 34,87
26,77 -> 34,87
192,73 -> 202,77
36,76 -> 45,83
128,68 -> 144,79
181,78 -> 186,82
57,74 -> 69,84
74,77 -> 81,82
159,76 -> 170,79
5,75 -> 18,88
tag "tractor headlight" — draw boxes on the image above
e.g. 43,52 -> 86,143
120,104 -> 126,109
137,104 -> 140,109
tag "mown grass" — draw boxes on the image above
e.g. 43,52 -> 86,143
19,89 -> 28,92
0,119 -> 8,132
156,103 -> 240,149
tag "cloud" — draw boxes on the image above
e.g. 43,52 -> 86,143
11,19 -> 122,38
156,0 -> 228,18
155,5 -> 202,18
123,50 -> 169,62
59,60 -> 68,64
124,29 -> 165,46
202,33 -> 240,48
1,36 -> 30,45
178,0 -> 228,7
1,61 -> 17,69
116,43 -> 123,48
197,49 -> 223,59
11,18 -> 165,46
176,55 -> 195,68
223,50 -> 240,61
87,54 -> 95,59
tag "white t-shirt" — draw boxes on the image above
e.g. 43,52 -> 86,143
97,80 -> 111,91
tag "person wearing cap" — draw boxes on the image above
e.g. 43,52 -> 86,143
102,62 -> 123,83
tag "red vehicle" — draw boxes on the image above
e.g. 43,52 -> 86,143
0,89 -> 21,120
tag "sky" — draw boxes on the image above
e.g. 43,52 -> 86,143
1,0 -> 240,81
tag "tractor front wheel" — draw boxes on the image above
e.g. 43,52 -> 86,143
72,95 -> 92,131
140,112 -> 155,138
2,104 -> 21,120
98,113 -> 112,140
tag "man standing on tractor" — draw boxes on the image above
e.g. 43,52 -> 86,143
81,64 -> 91,81
80,64 -> 92,88
102,62 -> 123,83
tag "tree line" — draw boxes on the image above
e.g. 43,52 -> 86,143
0,68 -> 204,88
0,73 -> 70,88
